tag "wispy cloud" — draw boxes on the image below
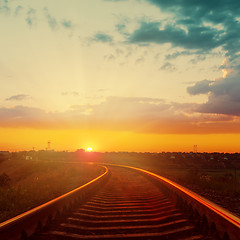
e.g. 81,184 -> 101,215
61,92 -> 79,96
160,62 -> 176,71
43,7 -> 58,30
135,57 -> 145,64
91,32 -> 113,43
61,19 -> 72,29
0,0 -> 10,15
26,8 -> 36,27
14,5 -> 23,16
104,54 -> 115,61
5,94 -> 31,101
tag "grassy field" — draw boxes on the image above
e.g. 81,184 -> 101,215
101,153 -> 240,198
154,167 -> 240,196
0,159 -> 104,223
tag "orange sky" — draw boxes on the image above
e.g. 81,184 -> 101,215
1,128 -> 239,153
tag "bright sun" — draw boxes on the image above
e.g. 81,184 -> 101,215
86,147 -> 93,152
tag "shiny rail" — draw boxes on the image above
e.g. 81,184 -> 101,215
100,163 -> 240,240
0,165 -> 109,240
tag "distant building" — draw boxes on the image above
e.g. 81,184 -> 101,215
25,156 -> 33,160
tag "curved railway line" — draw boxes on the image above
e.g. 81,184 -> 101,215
0,163 -> 240,240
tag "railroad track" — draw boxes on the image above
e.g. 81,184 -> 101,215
1,164 -> 240,240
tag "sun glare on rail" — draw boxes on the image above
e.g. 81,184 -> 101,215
86,147 -> 93,152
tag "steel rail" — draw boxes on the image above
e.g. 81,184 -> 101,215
99,163 -> 240,240
0,165 -> 109,240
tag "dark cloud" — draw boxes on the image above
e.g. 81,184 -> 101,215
5,94 -> 31,101
197,94 -> 240,116
188,65 -> 240,115
128,21 -> 222,51
146,0 -> 240,21
144,0 -> 240,60
91,32 -> 113,43
187,80 -> 213,95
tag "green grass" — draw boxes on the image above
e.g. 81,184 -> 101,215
0,159 -> 104,223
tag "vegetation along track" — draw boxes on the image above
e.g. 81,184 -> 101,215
1,164 -> 240,240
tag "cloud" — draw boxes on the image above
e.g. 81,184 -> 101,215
0,105 -> 55,128
187,80 -> 213,95
188,63 -> 240,115
190,55 -> 206,64
0,2 -> 10,15
165,51 -> 193,60
197,94 -> 240,116
14,5 -> 23,16
61,92 -> 79,96
26,8 -> 36,27
145,0 -> 240,60
0,97 -> 239,134
116,23 -> 126,33
104,54 -> 115,61
43,7 -> 58,30
160,62 -> 176,71
101,0 -> 240,67
61,19 -> 72,29
5,94 -> 31,101
128,21 -> 222,51
135,57 -> 144,64
91,32 -> 113,43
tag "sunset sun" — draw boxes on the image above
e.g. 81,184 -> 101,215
86,147 -> 93,152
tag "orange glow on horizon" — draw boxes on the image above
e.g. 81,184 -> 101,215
0,127 -> 240,153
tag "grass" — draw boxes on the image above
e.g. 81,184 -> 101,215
102,154 -> 240,198
144,166 -> 240,198
0,159 -> 104,223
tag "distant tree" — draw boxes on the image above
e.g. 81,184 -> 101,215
0,173 -> 11,187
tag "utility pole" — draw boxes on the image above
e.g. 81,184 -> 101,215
48,141 -> 51,150
193,145 -> 198,153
